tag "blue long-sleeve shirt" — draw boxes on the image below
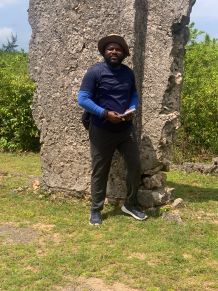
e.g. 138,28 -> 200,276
78,90 -> 139,117
77,61 -> 139,131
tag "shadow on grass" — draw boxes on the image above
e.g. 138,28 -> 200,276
168,181 -> 218,203
102,207 -> 124,220
103,181 -> 218,220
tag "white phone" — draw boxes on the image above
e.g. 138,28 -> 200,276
120,108 -> 136,117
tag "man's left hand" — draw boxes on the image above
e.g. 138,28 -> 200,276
119,112 -> 134,121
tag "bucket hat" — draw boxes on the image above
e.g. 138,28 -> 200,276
98,34 -> 130,57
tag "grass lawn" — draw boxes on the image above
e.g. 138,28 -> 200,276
0,153 -> 217,291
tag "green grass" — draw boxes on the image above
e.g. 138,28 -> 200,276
0,153 -> 217,290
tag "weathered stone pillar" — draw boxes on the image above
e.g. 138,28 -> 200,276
29,0 -> 195,206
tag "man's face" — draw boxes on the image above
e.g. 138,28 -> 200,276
104,42 -> 125,66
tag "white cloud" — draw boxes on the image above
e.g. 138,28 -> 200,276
191,0 -> 218,20
0,27 -> 14,44
0,0 -> 19,8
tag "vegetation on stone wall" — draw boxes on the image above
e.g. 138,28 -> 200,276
173,23 -> 218,161
0,51 -> 40,151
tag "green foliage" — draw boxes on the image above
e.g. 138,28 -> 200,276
176,24 -> 218,160
188,22 -> 205,45
0,51 -> 40,151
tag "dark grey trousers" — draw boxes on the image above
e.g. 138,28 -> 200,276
89,123 -> 141,212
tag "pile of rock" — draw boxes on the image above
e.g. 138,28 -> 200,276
171,157 -> 218,174
138,172 -> 175,208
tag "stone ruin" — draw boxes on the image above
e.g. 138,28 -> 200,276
29,0 -> 195,208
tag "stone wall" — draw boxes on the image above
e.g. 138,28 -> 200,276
29,0 -> 195,206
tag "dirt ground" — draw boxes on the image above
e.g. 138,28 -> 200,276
0,223 -> 139,291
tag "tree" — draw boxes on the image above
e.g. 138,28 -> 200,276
174,23 -> 218,160
2,33 -> 18,52
0,51 -> 39,152
188,22 -> 205,45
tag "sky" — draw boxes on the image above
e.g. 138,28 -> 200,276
0,0 -> 217,52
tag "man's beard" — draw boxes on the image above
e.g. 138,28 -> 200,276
104,55 -> 124,67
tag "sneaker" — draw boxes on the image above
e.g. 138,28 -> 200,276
121,205 -> 148,220
89,211 -> 102,225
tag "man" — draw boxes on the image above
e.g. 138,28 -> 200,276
78,34 -> 147,225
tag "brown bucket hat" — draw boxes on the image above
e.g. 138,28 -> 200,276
98,34 -> 130,57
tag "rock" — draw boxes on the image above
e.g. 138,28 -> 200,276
32,179 -> 40,191
142,172 -> 167,190
29,0 -> 195,198
175,72 -> 183,85
171,198 -> 184,208
151,172 -> 167,189
162,211 -> 183,224
165,187 -> 176,199
142,177 -> 152,189
106,197 -> 125,207
105,197 -> 116,205
142,165 -> 164,176
12,187 -> 27,193
172,158 -> 218,174
146,207 -> 159,216
138,188 -> 172,208
138,190 -> 154,208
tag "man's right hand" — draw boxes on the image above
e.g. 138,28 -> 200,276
106,111 -> 122,123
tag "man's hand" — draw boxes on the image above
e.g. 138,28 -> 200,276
106,111 -> 122,123
121,112 -> 134,121
118,108 -> 135,121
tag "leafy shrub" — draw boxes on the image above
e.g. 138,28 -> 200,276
0,52 -> 40,151
174,25 -> 218,161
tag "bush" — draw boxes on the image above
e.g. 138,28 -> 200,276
0,51 -> 40,151
174,25 -> 218,162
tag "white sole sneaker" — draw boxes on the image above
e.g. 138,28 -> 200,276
89,214 -> 102,226
121,205 -> 148,221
